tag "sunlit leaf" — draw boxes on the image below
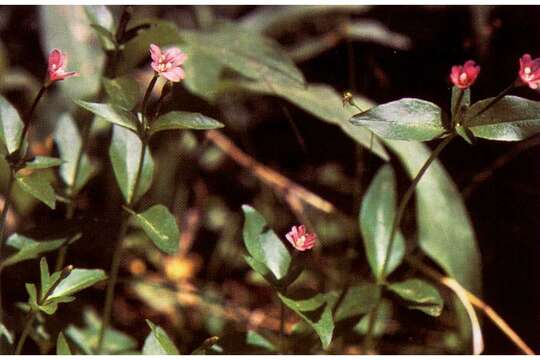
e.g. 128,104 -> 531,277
0,95 -> 23,154
134,204 -> 180,255
103,76 -> 140,110
75,100 -> 139,132
47,269 -> 107,301
150,111 -> 223,135
56,332 -> 72,355
2,234 -> 64,268
25,156 -> 63,170
143,319 -> 179,355
246,330 -> 276,352
350,98 -> 446,141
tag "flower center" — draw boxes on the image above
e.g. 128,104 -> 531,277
297,235 -> 305,247
525,67 -> 532,75
459,72 -> 468,83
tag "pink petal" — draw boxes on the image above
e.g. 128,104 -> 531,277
162,67 -> 184,82
150,43 -> 162,63
48,48 -> 64,70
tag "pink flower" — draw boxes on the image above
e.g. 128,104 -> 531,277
450,60 -> 480,89
518,54 -> 540,89
150,43 -> 187,82
47,49 -> 79,83
285,225 -> 316,251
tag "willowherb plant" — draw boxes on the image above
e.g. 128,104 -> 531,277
0,4 -> 538,356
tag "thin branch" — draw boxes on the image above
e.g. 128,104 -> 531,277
206,130 -> 336,214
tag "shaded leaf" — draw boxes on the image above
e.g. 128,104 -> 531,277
350,98 -> 446,141
66,308 -> 137,355
109,125 -> 154,204
278,292 -> 334,349
220,80 -> 388,160
330,282 -> 381,322
150,111 -> 224,135
388,278 -> 444,317
360,164 -> 405,280
466,95 -> 540,141
54,113 -> 97,194
183,44 -> 223,101
15,171 -> 56,209
143,319 -> 179,355
181,22 -> 304,86
74,100 -> 139,132
343,20 -> 411,50
354,299 -> 392,338
103,76 -> 139,110
134,204 -> 180,255
0,323 -> 13,345
241,205 -> 291,281
246,330 -> 276,352
40,6 -> 104,100
0,95 -> 23,154
2,234 -> 64,268
56,332 -> 72,355
25,156 -> 63,170
384,140 -> 481,294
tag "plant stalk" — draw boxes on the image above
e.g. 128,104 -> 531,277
363,133 -> 457,352
14,311 -> 35,355
471,81 -> 515,120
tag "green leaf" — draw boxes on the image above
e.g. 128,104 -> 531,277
103,76 -> 140,110
25,156 -> 63,170
360,164 -> 405,280
54,113 -> 97,194
384,140 -> 482,294
0,95 -> 23,154
109,125 -> 154,204
354,299 -> 392,338
350,98 -> 446,141
181,22 -> 304,86
84,5 -> 115,51
40,6 -> 104,100
183,44 -> 223,101
143,320 -> 179,355
456,124 -> 476,145
25,283 -> 39,312
75,100 -> 139,132
120,19 -> 180,73
56,332 -> 72,355
342,20 -> 411,50
2,234 -> 64,268
15,171 -> 56,209
331,282 -> 381,322
0,322 -> 13,345
278,292 -> 334,350
134,205 -> 180,255
220,80 -> 388,160
388,278 -> 444,317
47,269 -> 107,301
150,111 -> 224,135
465,95 -> 540,141
246,330 -> 276,352
39,257 -> 53,300
66,308 -> 137,355
90,24 -> 116,50
241,205 -> 291,281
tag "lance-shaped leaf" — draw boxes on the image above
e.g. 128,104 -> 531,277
241,205 -> 291,281
384,140 -> 482,294
0,323 -> 13,345
109,125 -> 154,204
2,234 -> 64,268
56,332 -> 72,355
47,269 -> 107,301
134,205 -> 180,255
246,330 -> 276,352
25,156 -> 63,170
84,5 -> 116,51
75,100 -> 139,132
54,113 -> 97,195
388,278 -> 444,317
350,98 -> 446,141
465,95 -> 540,141
182,44 -> 223,101
220,80 -> 388,160
360,164 -> 405,280
142,320 -> 179,355
15,171 -> 56,209
103,76 -> 140,111
278,292 -> 334,350
150,111 -> 224,136
0,95 -> 23,154
66,308 -> 137,355
181,22 -> 304,86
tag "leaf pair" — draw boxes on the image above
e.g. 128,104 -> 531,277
351,92 -> 540,142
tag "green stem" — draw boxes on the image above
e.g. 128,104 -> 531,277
471,81 -> 515,119
363,133 -> 457,352
17,86 -> 47,158
280,301 -> 285,354
451,89 -> 464,128
14,311 -> 35,355
97,75 -> 156,354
